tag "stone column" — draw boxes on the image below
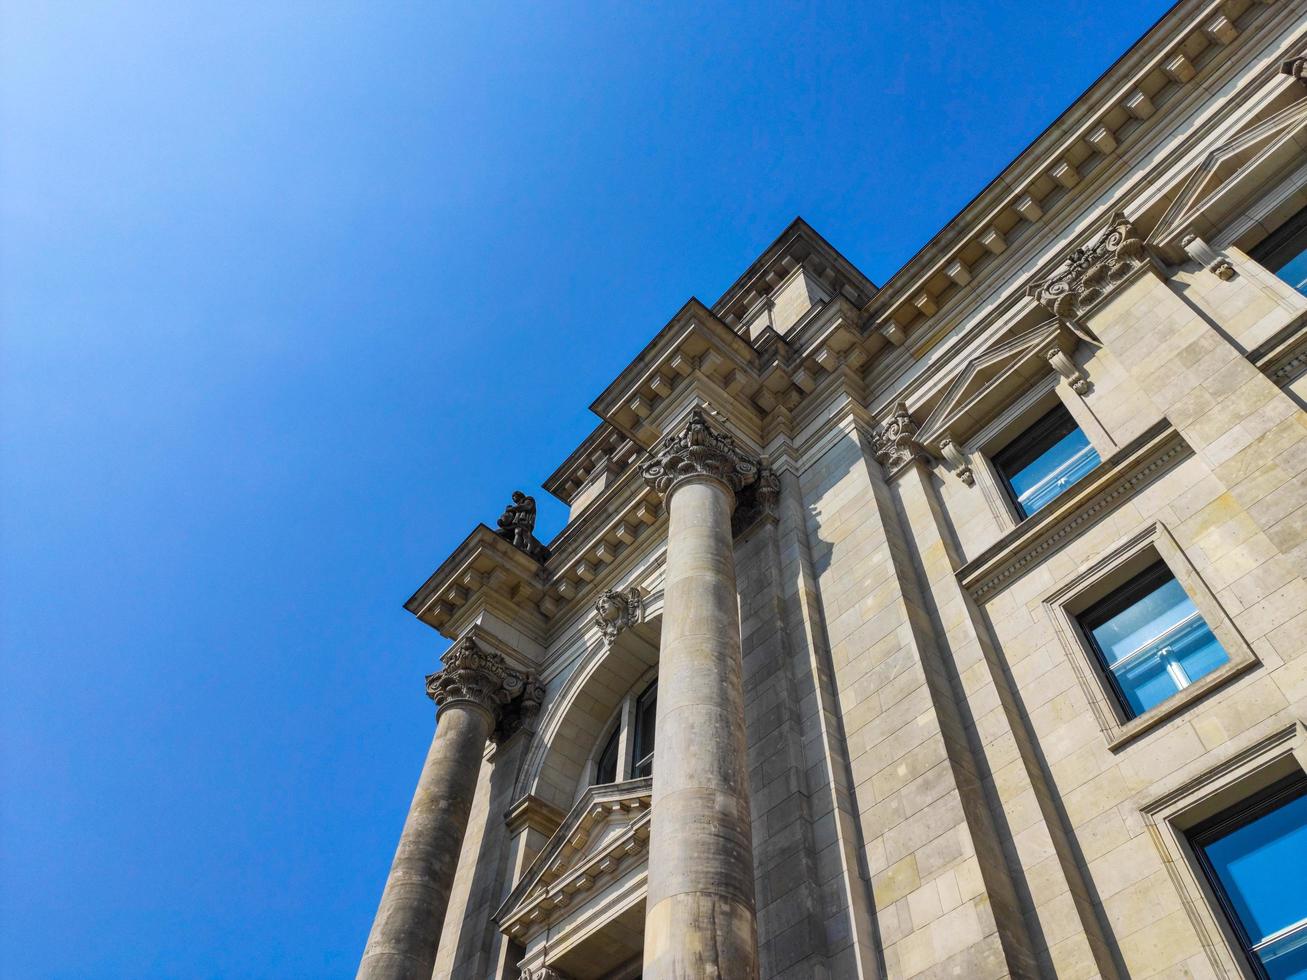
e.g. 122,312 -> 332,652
640,408 -> 760,979
359,638 -> 528,980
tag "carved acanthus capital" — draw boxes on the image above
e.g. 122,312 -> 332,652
1031,212 -> 1148,319
871,402 -> 925,473
640,408 -> 759,498
594,586 -> 643,644
426,638 -> 535,732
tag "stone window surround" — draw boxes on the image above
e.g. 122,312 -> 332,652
1140,721 -> 1307,980
960,371 -> 1114,532
1043,521 -> 1260,751
580,665 -> 658,800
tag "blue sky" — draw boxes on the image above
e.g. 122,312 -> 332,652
2,2 -> 1170,975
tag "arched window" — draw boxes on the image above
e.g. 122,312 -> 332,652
590,678 -> 657,787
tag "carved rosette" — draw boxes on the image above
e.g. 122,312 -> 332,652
871,402 -> 925,473
594,586 -> 642,644
1032,212 -> 1148,319
640,408 -> 759,498
425,638 -> 536,736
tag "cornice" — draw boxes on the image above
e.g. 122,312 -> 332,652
405,524 -> 550,640
709,217 -> 877,333
958,421 -> 1193,601
860,0 -> 1289,342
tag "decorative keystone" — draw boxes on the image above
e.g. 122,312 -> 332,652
640,407 -> 759,498
1030,211 -> 1148,319
871,402 -> 926,473
593,586 -> 643,644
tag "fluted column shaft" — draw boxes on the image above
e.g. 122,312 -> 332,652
641,409 -> 759,979
359,702 -> 493,980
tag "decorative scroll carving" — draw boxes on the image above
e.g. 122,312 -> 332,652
939,437 -> 975,487
1046,348 -> 1091,395
1181,233 -> 1236,281
1031,212 -> 1148,319
520,969 -> 570,980
1283,56 -> 1307,81
871,402 -> 925,473
495,491 -> 550,562
594,586 -> 643,644
426,637 -> 540,741
640,408 -> 759,497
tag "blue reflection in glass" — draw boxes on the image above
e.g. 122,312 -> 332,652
1275,248 -> 1307,297
1203,792 -> 1307,979
1088,575 -> 1229,716
1005,425 -> 1100,517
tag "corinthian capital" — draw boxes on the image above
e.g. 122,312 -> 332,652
871,402 -> 925,473
1030,211 -> 1148,319
425,637 -> 526,719
640,408 -> 759,497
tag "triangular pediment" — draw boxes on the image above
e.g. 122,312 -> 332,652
1150,95 -> 1307,248
917,320 -> 1068,448
496,778 -> 652,942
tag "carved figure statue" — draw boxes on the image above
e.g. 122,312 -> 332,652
495,491 -> 550,562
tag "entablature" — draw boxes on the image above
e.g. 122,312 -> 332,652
860,0 -> 1290,350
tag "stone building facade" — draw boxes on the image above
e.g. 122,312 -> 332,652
360,2 -> 1307,977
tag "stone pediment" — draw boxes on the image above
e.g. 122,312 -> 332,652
916,320 -> 1074,449
496,778 -> 652,943
1149,95 -> 1307,253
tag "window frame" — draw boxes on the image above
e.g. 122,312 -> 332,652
991,402 -> 1101,520
1140,723 -> 1307,980
1188,773 -> 1307,980
1249,203 -> 1307,282
963,374 -> 1114,531
585,672 -> 658,789
1044,522 -> 1259,749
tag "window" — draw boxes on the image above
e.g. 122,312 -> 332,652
594,726 -> 620,786
1190,775 -> 1307,979
1252,205 -> 1307,297
1079,561 -> 1230,718
631,681 -> 656,778
992,404 -> 1101,518
589,678 -> 657,787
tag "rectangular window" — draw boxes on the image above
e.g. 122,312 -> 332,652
1252,205 -> 1307,297
1190,775 -> 1307,979
632,682 -> 656,779
992,404 -> 1100,518
1079,561 -> 1230,717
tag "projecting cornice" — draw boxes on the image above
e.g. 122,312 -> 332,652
859,0 -> 1290,347
405,524 -> 550,643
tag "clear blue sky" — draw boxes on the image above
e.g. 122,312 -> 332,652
2,2 -> 1169,976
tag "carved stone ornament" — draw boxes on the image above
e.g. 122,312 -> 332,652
871,402 -> 925,472
938,437 -> 975,487
495,490 -> 551,562
1031,212 -> 1148,319
1283,56 -> 1307,81
520,966 -> 570,980
426,637 -> 530,727
731,463 -> 781,536
640,407 -> 759,497
1046,348 -> 1091,395
594,586 -> 643,644
1181,233 -> 1237,282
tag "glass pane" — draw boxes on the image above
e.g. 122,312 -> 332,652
1008,427 -> 1100,516
594,726 -> 619,786
1088,574 -> 1229,715
1275,248 -> 1307,297
994,408 -> 1101,518
1203,792 -> 1307,979
632,682 -> 657,778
